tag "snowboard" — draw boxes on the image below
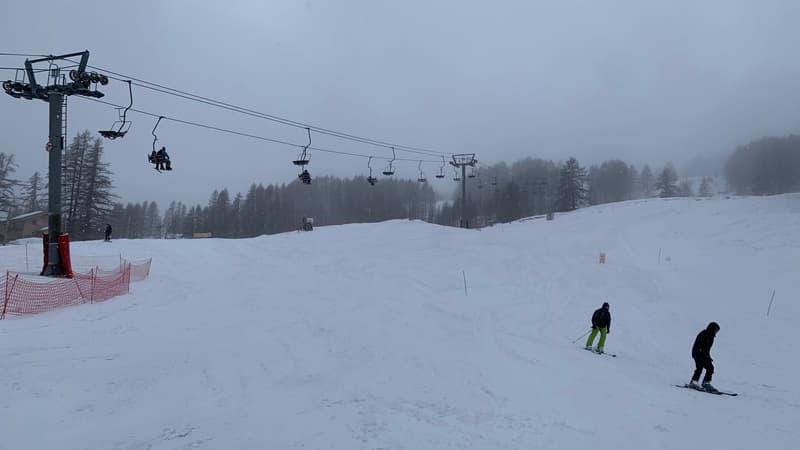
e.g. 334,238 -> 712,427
675,384 -> 737,396
583,347 -> 616,357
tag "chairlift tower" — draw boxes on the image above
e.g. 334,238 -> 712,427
2,50 -> 105,276
450,153 -> 477,228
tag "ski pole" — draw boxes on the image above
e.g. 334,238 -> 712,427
572,329 -> 591,344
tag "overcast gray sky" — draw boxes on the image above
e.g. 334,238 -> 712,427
2,0 -> 800,208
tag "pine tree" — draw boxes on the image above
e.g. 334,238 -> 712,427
21,171 -> 47,212
163,201 -> 186,237
62,131 -> 117,239
128,203 -> 146,238
143,201 -> 161,238
586,159 -> 636,205
638,165 -> 655,198
556,157 -> 588,212
0,152 -> 18,215
63,131 -> 91,232
698,176 -> 713,197
497,180 -> 523,222
231,193 -> 243,237
655,164 -> 679,198
678,179 -> 694,197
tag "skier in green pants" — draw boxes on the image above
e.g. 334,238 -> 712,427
585,302 -> 611,354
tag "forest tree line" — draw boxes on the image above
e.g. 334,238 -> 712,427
1,130 -> 799,240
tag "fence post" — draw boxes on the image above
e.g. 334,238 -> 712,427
2,272 -> 9,319
2,273 -> 19,320
90,268 -> 95,304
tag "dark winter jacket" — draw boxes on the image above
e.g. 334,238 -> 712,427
591,307 -> 611,332
692,327 -> 716,360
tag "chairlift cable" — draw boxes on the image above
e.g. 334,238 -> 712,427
6,53 -> 457,178
0,52 -> 50,57
66,60 -> 451,158
74,96 -> 442,163
124,79 -> 446,158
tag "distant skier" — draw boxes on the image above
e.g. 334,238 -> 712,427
689,322 -> 720,393
585,302 -> 611,354
104,223 -> 112,242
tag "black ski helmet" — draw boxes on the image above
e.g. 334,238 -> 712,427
707,321 -> 720,332
602,302 -> 609,309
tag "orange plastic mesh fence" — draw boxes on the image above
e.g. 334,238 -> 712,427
1,258 -> 152,319
128,258 -> 152,282
1,273 -> 84,317
95,258 -> 151,282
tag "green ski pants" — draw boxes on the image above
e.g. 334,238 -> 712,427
586,327 -> 608,350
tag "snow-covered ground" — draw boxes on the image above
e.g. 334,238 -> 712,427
1,194 -> 798,450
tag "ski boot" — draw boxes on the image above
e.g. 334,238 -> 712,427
595,347 -> 604,355
688,380 -> 702,390
702,382 -> 719,394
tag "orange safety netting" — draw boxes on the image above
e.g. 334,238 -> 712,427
129,258 -> 152,282
1,258 -> 152,319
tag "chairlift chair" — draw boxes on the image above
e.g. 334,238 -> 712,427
98,117 -> 131,139
99,80 -> 133,139
293,156 -> 310,166
382,147 -> 396,176
435,156 -> 446,178
148,116 -> 172,172
294,128 -> 312,184
293,127 -> 312,166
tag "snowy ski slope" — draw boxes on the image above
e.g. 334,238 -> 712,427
1,194 -> 798,449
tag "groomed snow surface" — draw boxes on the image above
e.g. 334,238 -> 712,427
1,194 -> 799,450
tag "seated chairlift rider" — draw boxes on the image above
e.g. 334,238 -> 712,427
149,146 -> 172,171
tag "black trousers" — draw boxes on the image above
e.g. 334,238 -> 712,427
692,356 -> 714,383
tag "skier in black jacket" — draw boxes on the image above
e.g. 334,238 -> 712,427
690,321 -> 720,392
585,302 -> 611,354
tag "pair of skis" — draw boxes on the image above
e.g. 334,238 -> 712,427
675,383 -> 737,396
583,347 -> 616,357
